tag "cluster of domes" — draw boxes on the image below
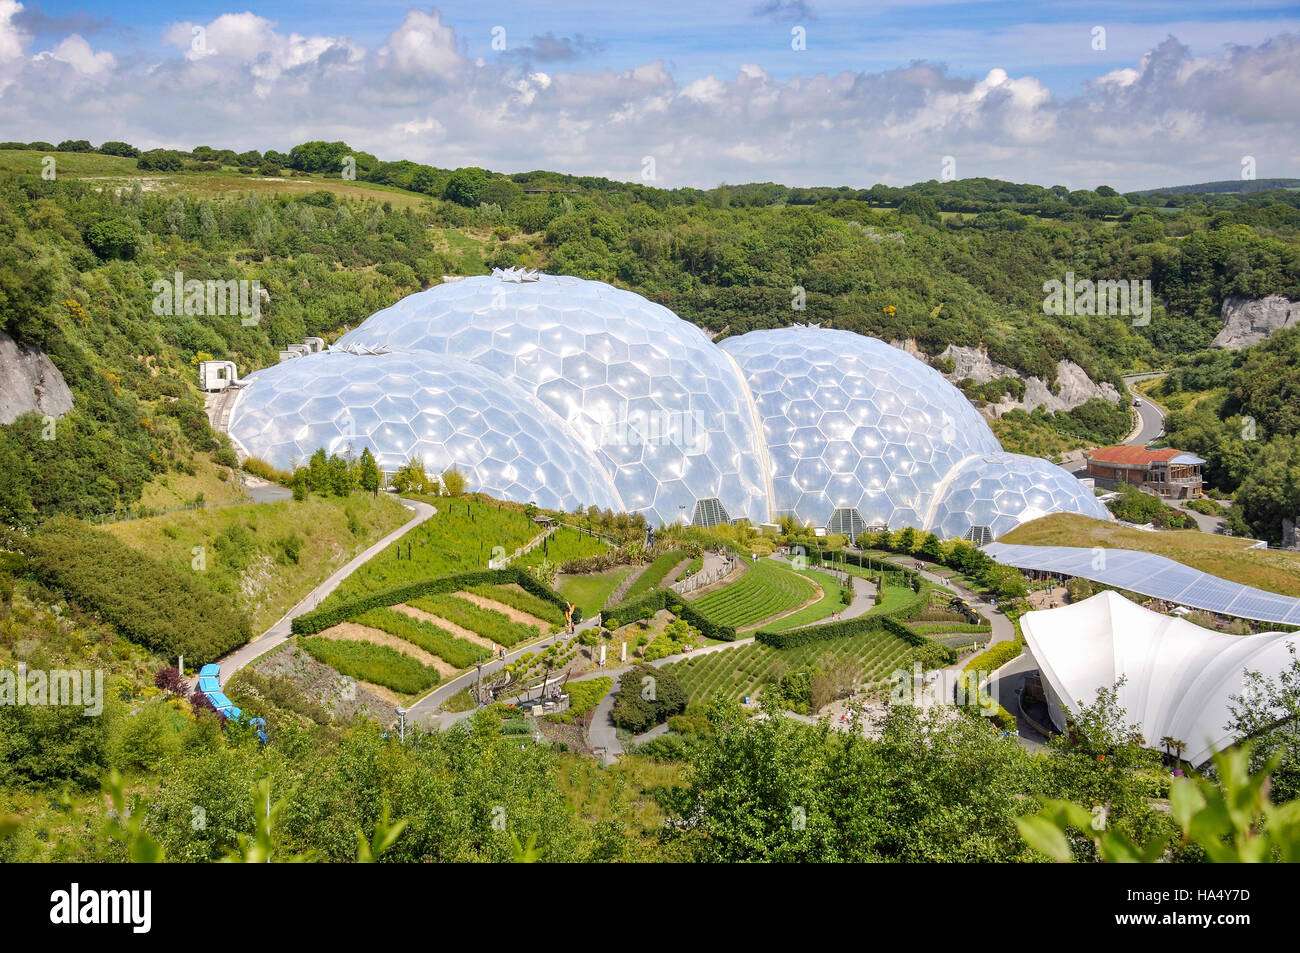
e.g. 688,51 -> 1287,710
228,272 -> 1109,537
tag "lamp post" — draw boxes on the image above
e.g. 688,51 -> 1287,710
395,706 -> 407,743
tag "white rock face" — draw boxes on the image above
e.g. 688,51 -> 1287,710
0,331 -> 73,425
1213,295 -> 1300,350
938,344 -> 1120,416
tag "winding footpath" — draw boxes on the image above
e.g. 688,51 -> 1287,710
214,497 -> 437,687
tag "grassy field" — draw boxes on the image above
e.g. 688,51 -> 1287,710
0,149 -> 439,208
1001,514 -> 1300,597
559,566 -> 635,616
325,497 -> 540,605
659,627 -> 918,705
516,526 -> 611,569
104,492 -> 409,632
763,567 -> 846,632
135,454 -> 249,510
623,550 -> 688,602
691,558 -> 817,630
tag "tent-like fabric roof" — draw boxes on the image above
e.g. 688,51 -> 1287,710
982,542 -> 1300,625
1021,590 -> 1299,766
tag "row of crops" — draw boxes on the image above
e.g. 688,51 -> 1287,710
690,558 -> 817,629
762,567 -> 848,632
659,626 -> 919,705
307,585 -> 560,696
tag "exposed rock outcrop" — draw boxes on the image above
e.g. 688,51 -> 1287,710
0,330 -> 73,425
937,344 -> 1120,416
1213,295 -> 1300,350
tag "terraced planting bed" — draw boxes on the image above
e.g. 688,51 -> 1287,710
462,583 -> 566,626
763,567 -> 847,632
349,607 -> 491,668
691,558 -> 817,630
299,635 -> 441,696
659,627 -> 918,705
407,593 -> 541,647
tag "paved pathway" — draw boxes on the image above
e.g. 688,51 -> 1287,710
214,497 -> 436,686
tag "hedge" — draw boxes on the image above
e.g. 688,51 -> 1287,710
11,519 -> 251,664
292,567 -> 578,635
962,638 -> 1024,674
602,588 -> 737,642
754,588 -> 956,665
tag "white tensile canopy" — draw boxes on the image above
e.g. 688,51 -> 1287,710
1021,590 -> 1299,766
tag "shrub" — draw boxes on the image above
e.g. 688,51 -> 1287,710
611,664 -> 687,733
12,519 -> 250,664
565,677 -> 612,718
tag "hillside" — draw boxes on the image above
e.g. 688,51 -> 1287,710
0,138 -> 1298,534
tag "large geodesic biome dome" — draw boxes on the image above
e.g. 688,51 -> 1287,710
227,270 -> 1110,537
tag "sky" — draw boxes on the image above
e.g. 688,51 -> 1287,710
1,0 -> 1297,191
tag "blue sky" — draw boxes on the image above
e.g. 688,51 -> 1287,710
21,1 -> 1299,89
2,1 -> 1297,189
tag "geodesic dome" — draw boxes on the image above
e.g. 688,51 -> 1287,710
720,326 -> 1001,529
927,451 -> 1112,541
228,271 -> 1110,537
226,349 -> 622,514
335,273 -> 770,526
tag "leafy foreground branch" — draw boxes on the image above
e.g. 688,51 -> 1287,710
1019,746 -> 1300,862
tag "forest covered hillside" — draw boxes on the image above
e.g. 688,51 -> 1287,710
1,138 -> 1298,534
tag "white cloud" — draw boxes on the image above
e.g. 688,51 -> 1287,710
377,9 -> 461,79
0,9 -> 1294,192
34,34 -> 115,75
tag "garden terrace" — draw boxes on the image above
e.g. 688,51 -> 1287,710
690,558 -> 818,631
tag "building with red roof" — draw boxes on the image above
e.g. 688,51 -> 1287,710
1084,445 -> 1205,499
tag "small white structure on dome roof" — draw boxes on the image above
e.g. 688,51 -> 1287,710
491,266 -> 542,282
1022,590 -> 1299,766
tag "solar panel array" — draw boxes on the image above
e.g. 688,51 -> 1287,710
983,543 -> 1300,625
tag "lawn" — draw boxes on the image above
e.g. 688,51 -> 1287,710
658,626 -> 919,705
104,492 -> 409,632
516,525 -> 612,569
691,558 -> 817,630
558,566 -> 635,616
1001,513 -> 1300,597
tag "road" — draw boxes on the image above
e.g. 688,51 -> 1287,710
214,497 -> 436,686
1122,372 -> 1167,446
